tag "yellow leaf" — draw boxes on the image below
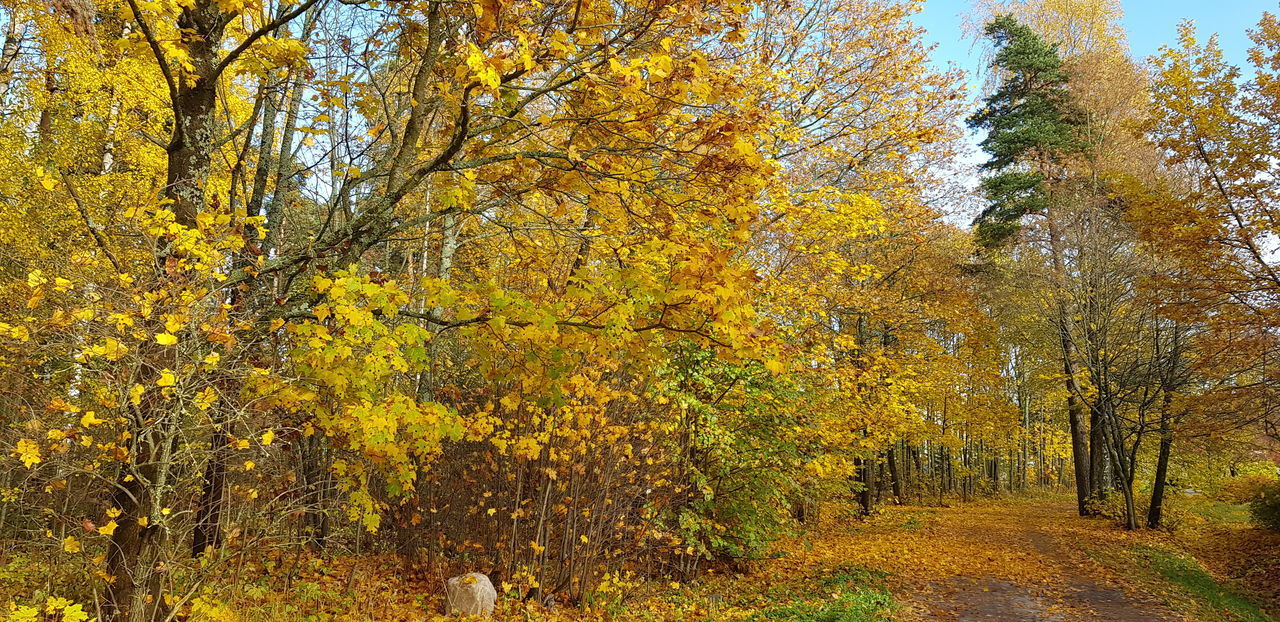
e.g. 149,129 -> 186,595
155,333 -> 178,346
62,536 -> 81,553
129,384 -> 145,405
13,439 -> 40,468
80,411 -> 106,427
102,338 -> 127,361
156,370 -> 176,387
261,429 -> 275,446
98,520 -> 118,536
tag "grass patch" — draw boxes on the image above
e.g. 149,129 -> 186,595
1134,545 -> 1274,622
1189,500 -> 1254,524
747,564 -> 895,621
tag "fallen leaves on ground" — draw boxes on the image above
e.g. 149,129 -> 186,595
143,495 -> 1275,621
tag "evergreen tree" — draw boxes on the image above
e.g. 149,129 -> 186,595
968,15 -> 1090,248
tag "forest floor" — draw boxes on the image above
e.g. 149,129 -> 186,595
891,500 -> 1192,620
827,494 -> 1279,622
593,493 -> 1280,622
50,494 -> 1276,621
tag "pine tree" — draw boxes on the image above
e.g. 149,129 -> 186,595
968,14 -> 1090,248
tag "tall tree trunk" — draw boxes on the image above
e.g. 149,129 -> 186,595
887,445 -> 903,503
911,446 -> 924,503
1147,400 -> 1174,529
857,457 -> 874,515
191,427 -> 230,556
1046,205 -> 1090,515
104,463 -> 147,621
264,5 -> 320,256
246,77 -> 282,223
107,3 -> 226,617
171,5 -> 231,562
1089,411 -> 1107,505
105,413 -> 178,622
1146,433 -> 1172,529
0,13 -> 24,98
164,4 -> 225,229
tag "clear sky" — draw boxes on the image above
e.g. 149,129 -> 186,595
912,0 -> 1279,86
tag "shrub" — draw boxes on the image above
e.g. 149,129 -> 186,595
1219,474 -> 1277,504
1084,491 -> 1128,522
1248,480 -> 1280,531
660,343 -> 806,565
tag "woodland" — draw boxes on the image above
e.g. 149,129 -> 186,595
0,0 -> 1279,619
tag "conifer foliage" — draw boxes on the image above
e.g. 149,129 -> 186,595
968,14 -> 1091,248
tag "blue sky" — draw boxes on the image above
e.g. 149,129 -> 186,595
912,0 -> 1278,84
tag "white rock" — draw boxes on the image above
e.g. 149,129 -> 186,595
445,572 -> 497,617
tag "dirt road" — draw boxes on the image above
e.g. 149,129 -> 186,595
890,501 -> 1183,621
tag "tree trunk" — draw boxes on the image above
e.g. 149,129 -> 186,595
246,78 -> 282,224
164,5 -> 224,229
104,465 -> 146,621
108,4 -> 227,617
1121,482 -> 1138,530
911,446 -> 924,503
1044,194 -> 1091,516
1147,417 -> 1174,529
264,5 -> 320,256
1089,411 -> 1107,506
191,427 -> 230,556
857,457 -> 874,515
104,422 -> 176,622
887,445 -> 903,503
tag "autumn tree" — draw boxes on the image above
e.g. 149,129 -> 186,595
0,0 -> 794,613
969,13 -> 1099,515
1128,14 -> 1280,525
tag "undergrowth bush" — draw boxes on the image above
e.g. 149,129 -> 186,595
1085,491 -> 1130,524
1219,474 -> 1277,504
1249,480 -> 1280,531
